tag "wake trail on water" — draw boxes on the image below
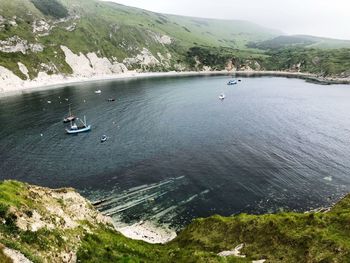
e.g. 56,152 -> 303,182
89,175 -> 211,228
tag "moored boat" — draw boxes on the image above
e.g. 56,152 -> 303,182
66,116 -> 91,134
63,105 -> 76,123
101,135 -> 107,143
227,79 -> 238,85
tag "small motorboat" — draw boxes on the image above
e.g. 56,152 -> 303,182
100,135 -> 107,143
106,98 -> 115,102
63,105 -> 76,123
95,90 -> 102,94
66,116 -> 91,134
219,93 -> 226,100
227,79 -> 238,85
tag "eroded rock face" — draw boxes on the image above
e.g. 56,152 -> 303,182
3,247 -> 33,263
148,31 -> 172,45
14,186 -> 113,232
32,20 -> 51,34
7,184 -> 114,263
61,46 -> 128,77
0,66 -> 24,92
0,16 -> 17,30
17,62 -> 29,79
123,48 -> 160,67
0,36 -> 44,54
60,45 -> 95,77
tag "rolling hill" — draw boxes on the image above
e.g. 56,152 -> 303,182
0,0 -> 349,88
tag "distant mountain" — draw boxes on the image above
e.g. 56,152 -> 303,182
248,35 -> 350,50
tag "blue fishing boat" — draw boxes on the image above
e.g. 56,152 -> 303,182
227,79 -> 238,85
66,116 -> 91,134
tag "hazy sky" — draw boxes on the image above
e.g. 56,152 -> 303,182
104,0 -> 350,40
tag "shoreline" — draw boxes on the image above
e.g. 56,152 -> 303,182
1,70 -> 349,98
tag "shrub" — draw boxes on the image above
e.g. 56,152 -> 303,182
31,0 -> 69,19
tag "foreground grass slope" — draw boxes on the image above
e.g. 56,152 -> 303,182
1,180 -> 350,262
173,196 -> 350,262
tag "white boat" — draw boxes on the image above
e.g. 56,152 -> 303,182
66,116 -> 91,134
95,90 -> 102,94
227,79 -> 238,85
101,135 -> 107,143
219,93 -> 226,100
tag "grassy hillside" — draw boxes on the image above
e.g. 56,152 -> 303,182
1,180 -> 350,262
0,0 -> 278,79
0,0 -> 349,81
248,35 -> 350,50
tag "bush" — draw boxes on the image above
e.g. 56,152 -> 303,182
0,203 -> 9,218
31,0 -> 69,19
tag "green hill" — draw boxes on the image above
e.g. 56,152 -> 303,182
0,0 -> 278,79
1,180 -> 350,262
0,0 -> 349,84
248,35 -> 350,50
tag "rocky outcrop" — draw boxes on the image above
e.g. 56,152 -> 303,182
13,185 -> 112,232
0,15 -> 17,30
0,66 -> 24,92
17,62 -> 29,79
32,20 -> 51,34
123,48 -> 160,67
0,36 -> 44,54
148,31 -> 172,45
2,247 -> 32,263
61,46 -> 128,77
1,181 -> 113,263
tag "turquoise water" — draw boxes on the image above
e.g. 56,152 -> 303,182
1,75 -> 350,228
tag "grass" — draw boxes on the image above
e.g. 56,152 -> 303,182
76,225 -> 249,263
0,180 -> 32,208
172,199 -> 350,262
2,180 -> 350,262
0,0 -> 349,79
75,194 -> 350,262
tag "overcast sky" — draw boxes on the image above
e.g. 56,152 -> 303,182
103,0 -> 350,40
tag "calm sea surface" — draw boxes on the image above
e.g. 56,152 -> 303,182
1,75 -> 350,228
